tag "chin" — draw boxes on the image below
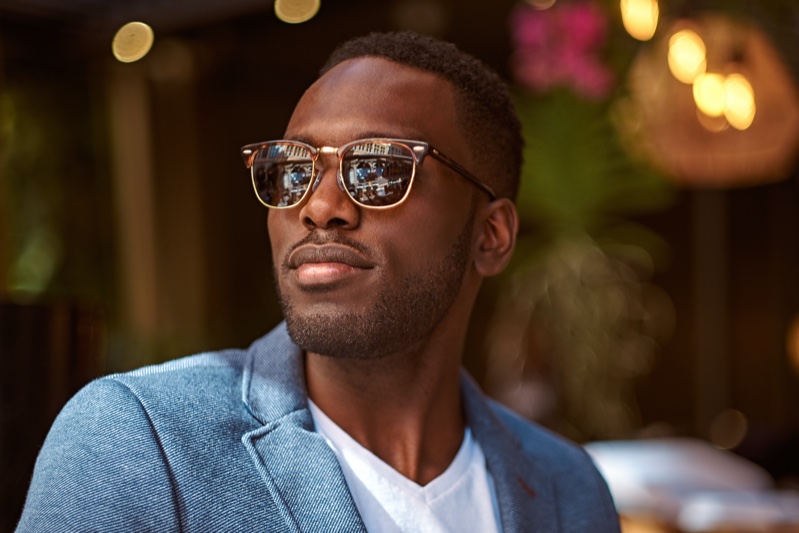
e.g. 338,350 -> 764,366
283,305 -> 424,360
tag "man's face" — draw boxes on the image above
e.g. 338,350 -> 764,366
268,57 -> 480,359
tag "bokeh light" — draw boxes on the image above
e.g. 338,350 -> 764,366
274,0 -> 321,24
112,22 -> 155,63
526,0 -> 557,9
693,72 -> 726,117
620,0 -> 659,41
668,29 -> 706,84
723,73 -> 756,130
708,409 -> 748,450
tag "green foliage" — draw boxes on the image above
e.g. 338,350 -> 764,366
1,78 -> 114,304
514,89 -> 675,253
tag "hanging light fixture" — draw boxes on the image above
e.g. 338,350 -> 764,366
620,15 -> 799,187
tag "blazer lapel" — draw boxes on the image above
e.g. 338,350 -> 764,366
462,373 -> 562,533
242,411 -> 367,532
240,324 -> 367,533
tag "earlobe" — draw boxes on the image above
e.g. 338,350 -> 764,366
473,199 -> 518,277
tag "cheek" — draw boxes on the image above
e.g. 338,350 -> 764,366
379,197 -> 473,271
267,211 -> 291,263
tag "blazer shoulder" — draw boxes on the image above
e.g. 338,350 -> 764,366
487,399 -> 585,460
19,375 -> 182,531
33,349 -> 251,444
19,348 -> 265,531
117,348 -> 249,381
487,399 -> 620,530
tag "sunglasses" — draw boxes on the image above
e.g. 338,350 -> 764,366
241,138 -> 496,209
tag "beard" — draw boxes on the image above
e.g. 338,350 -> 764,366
277,212 -> 475,359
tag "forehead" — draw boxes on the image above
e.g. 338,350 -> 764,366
285,57 -> 461,146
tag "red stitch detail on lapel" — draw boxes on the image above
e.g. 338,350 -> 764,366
517,477 -> 537,498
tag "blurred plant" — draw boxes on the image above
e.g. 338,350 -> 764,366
0,76 -> 114,305
485,0 -> 676,441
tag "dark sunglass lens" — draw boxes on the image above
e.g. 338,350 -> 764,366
341,142 -> 414,207
252,143 -> 314,207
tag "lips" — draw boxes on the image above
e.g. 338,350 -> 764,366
287,244 -> 374,270
287,243 -> 374,287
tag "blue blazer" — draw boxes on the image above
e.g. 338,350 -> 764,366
18,323 -> 619,532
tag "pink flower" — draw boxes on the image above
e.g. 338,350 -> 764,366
513,7 -> 551,49
559,2 -> 607,50
510,1 -> 615,99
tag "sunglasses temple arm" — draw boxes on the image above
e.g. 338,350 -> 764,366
429,148 -> 497,200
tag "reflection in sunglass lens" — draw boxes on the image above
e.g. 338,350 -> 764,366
252,143 -> 314,207
341,141 -> 414,207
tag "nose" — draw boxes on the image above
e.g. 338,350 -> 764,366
299,153 -> 360,231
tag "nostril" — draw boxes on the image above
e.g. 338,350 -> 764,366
302,215 -> 349,230
327,217 -> 349,227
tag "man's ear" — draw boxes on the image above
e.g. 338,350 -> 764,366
473,198 -> 518,277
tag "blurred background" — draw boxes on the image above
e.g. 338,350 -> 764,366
1,0 -> 798,530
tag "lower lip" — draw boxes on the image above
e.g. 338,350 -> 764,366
294,262 -> 365,285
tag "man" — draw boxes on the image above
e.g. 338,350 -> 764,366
18,32 -> 619,531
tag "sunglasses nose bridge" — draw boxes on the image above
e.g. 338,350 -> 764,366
310,146 -> 346,194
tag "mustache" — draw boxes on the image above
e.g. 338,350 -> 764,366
282,231 -> 373,269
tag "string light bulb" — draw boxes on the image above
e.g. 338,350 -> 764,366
620,0 -> 659,41
724,74 -> 756,130
668,29 -> 706,84
693,72 -> 726,117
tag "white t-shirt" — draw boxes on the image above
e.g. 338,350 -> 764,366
308,400 -> 502,533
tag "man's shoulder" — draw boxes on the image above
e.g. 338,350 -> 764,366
90,322 -> 294,403
480,397 -> 620,530
59,348 -> 253,436
67,322 -> 300,427
18,334 -> 295,531
109,348 -> 250,392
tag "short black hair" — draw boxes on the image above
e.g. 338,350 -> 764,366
320,31 -> 523,200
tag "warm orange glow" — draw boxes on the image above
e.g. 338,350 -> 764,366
693,72 -> 726,117
112,22 -> 154,63
724,73 -> 756,130
668,29 -> 706,83
620,0 -> 658,41
787,316 -> 799,375
695,108 -> 729,133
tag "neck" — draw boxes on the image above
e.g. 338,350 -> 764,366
305,322 -> 467,485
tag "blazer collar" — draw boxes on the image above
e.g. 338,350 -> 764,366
461,372 -> 562,532
242,322 -> 307,424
